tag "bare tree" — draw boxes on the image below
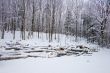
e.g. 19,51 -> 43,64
1,0 -> 6,39
31,0 -> 36,36
19,0 -> 26,40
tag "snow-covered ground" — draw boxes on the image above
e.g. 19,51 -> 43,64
0,31 -> 100,59
0,31 -> 110,73
0,31 -> 99,48
0,49 -> 110,73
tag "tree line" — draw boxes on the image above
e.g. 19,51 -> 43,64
0,0 -> 110,47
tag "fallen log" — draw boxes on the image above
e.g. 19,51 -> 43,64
5,47 -> 21,50
0,56 -> 27,61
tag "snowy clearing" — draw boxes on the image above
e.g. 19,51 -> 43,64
0,31 -> 100,61
0,49 -> 110,73
0,31 -> 110,73
0,0 -> 110,73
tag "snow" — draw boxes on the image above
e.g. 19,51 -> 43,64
0,31 -> 99,49
0,31 -> 110,73
0,49 -> 110,73
0,31 -> 100,59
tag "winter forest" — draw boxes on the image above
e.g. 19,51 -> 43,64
0,0 -> 110,47
0,0 -> 110,73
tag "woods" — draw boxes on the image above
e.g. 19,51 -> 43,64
0,0 -> 110,47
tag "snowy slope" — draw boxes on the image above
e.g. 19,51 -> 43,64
0,31 -> 100,60
0,31 -> 99,49
0,31 -> 110,73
